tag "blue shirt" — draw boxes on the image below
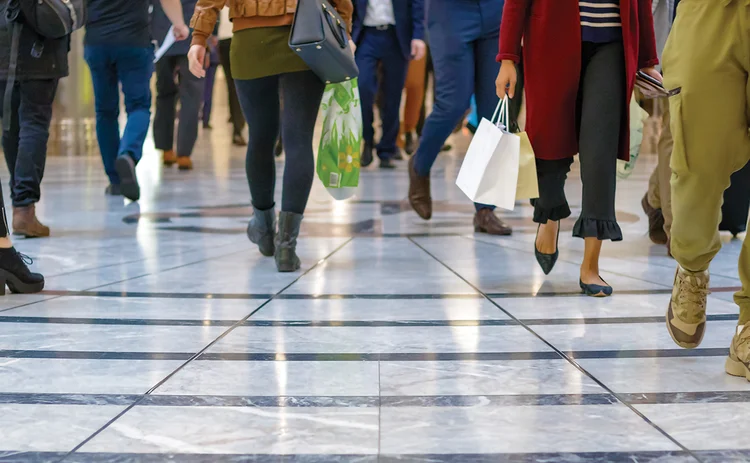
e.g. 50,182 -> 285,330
85,0 -> 152,48
580,1 -> 622,43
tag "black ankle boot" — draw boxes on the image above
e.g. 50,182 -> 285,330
247,207 -> 276,257
275,211 -> 302,272
0,247 -> 44,295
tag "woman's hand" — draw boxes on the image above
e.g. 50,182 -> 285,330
640,66 -> 663,83
188,44 -> 206,78
496,60 -> 517,98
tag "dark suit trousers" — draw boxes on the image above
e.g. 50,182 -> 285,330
355,27 -> 409,160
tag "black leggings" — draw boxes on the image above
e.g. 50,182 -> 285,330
533,41 -> 625,241
235,71 -> 325,215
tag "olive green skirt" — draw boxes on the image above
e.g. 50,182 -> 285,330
230,26 -> 310,81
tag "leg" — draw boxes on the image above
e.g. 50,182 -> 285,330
154,57 -> 178,152
656,104 -> 674,237
354,31 -> 381,150
376,34 -> 409,160
176,56 -> 205,159
1,81 -> 21,203
235,76 -> 280,211
403,56 -> 427,133
84,46 -> 121,185
413,0 -> 477,176
219,39 -> 246,136
279,71 -> 326,214
202,63 -> 218,127
116,46 -> 154,163
12,79 -> 58,207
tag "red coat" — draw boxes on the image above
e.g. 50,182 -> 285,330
498,0 -> 659,161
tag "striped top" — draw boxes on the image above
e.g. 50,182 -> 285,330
580,1 -> 622,43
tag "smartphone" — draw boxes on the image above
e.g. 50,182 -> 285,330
636,70 -> 665,89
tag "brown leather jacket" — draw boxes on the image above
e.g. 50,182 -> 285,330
190,0 -> 353,47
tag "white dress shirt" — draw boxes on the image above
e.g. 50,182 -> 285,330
363,0 -> 396,27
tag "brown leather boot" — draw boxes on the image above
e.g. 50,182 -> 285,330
642,194 -> 667,245
163,150 -> 177,166
177,156 -> 193,171
474,208 -> 512,236
408,156 -> 432,220
13,205 -> 50,238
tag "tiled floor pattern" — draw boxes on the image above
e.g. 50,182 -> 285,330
0,104 -> 748,462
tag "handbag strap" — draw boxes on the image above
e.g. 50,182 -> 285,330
3,22 -> 22,135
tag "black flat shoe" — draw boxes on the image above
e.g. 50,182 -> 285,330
380,158 -> 397,169
534,223 -> 559,275
580,278 -> 613,297
361,142 -> 374,167
0,247 -> 44,295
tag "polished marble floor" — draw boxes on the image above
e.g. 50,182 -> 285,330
0,100 -> 749,463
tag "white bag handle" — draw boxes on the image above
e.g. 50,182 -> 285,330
490,96 -> 510,130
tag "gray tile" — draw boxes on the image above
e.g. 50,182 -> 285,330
0,359 -> 183,394
80,406 -> 379,454
155,361 -> 379,396
0,404 -> 125,452
380,405 -> 680,454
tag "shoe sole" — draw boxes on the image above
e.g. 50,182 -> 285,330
475,226 -> 513,236
12,230 -> 49,238
0,269 -> 44,295
115,156 -> 141,201
725,356 -> 750,380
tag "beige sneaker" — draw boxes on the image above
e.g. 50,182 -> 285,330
666,266 -> 710,349
726,322 -> 750,381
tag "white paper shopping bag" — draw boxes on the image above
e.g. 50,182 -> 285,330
456,98 -> 521,211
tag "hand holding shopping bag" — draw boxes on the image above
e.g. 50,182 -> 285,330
317,79 -> 362,200
456,97 -> 538,210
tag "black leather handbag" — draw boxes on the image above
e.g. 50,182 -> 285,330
288,0 -> 359,84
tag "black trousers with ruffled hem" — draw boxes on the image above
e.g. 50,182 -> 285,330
531,41 -> 625,242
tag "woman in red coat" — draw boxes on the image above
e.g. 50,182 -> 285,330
495,0 -> 661,297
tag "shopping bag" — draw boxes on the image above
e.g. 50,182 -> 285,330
516,131 -> 539,200
617,94 -> 649,179
317,78 -> 362,200
456,97 -> 533,210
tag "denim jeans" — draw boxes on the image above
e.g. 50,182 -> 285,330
84,45 -> 154,185
414,0 -> 502,212
0,79 -> 58,207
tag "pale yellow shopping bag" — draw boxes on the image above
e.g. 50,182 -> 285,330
516,131 -> 539,200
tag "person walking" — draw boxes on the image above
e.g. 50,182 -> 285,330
496,0 -> 660,296
84,0 -> 189,202
188,0 -> 353,272
201,37 -> 220,130
352,0 -> 425,169
216,7 -> 247,147
640,0 -> 675,254
0,1 -> 72,238
662,0 -> 750,381
153,0 -> 203,171
399,54 -> 427,156
408,0 -> 512,236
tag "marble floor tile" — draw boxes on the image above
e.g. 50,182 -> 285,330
0,359 -> 183,395
251,298 -> 506,321
636,403 -> 750,451
79,406 -> 379,455
155,361 -> 379,397
208,325 -> 553,354
379,360 -> 603,396
0,296 -> 263,321
532,321 -> 739,352
0,404 -> 125,452
0,323 -> 227,353
578,357 -> 750,394
380,405 -> 680,454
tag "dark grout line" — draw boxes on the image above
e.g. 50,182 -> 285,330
58,238 -> 354,462
407,237 -> 704,463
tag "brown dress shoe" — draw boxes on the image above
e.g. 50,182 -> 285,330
163,150 -> 177,166
177,156 -> 193,171
642,194 -> 668,245
13,205 -> 50,238
474,208 -> 512,236
408,156 -> 432,220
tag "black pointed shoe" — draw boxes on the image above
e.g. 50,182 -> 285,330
0,247 -> 44,295
534,223 -> 559,275
580,278 -> 613,298
275,211 -> 303,272
361,142 -> 374,168
247,207 -> 276,257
